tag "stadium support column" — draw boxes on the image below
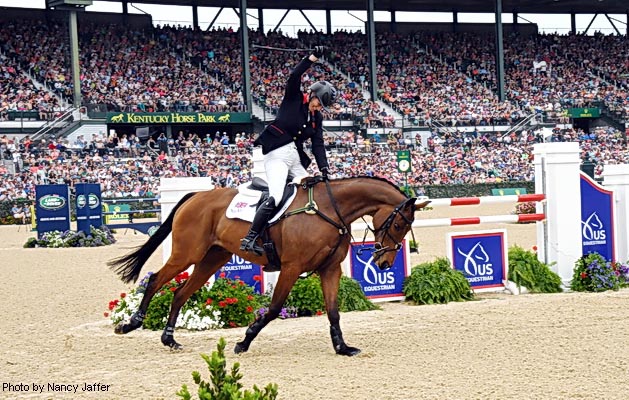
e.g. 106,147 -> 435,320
239,0 -> 252,113
453,11 -> 457,33
258,9 -> 264,33
494,0 -> 505,102
367,0 -> 378,102
571,13 -> 576,34
390,9 -> 396,34
192,4 -> 199,30
326,9 -> 331,34
69,10 -> 81,108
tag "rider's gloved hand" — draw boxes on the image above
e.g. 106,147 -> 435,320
312,46 -> 325,58
320,166 -> 329,179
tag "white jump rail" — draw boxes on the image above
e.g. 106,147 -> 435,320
413,213 -> 546,227
427,193 -> 546,207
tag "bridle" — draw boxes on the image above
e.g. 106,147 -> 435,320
360,199 -> 417,260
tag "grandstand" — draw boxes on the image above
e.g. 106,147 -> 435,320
0,0 -> 628,209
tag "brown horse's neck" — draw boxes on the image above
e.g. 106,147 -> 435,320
325,177 -> 407,223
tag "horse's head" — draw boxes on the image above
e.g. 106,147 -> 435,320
371,197 -> 422,270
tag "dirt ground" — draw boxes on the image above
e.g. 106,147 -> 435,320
2,203 -> 629,400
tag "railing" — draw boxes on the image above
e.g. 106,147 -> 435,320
500,113 -> 538,140
31,107 -> 78,141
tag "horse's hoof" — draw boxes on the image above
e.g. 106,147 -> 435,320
162,339 -> 183,350
336,346 -> 361,357
114,323 -> 132,334
168,342 -> 183,351
234,342 -> 249,354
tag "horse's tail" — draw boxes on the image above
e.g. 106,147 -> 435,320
108,192 -> 197,283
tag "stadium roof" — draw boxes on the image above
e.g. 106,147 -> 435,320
98,0 -> 629,14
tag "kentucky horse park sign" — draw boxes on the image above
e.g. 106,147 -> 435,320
106,112 -> 251,124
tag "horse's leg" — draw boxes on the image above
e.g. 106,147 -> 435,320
234,267 -> 301,354
319,264 -> 361,356
114,258 -> 190,335
161,247 -> 232,350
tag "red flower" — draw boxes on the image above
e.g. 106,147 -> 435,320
316,310 -> 323,316
532,245 -> 538,252
108,304 -> 115,311
120,293 -> 126,298
229,321 -> 237,328
253,275 -> 261,281
246,306 -> 253,313
219,301 -> 226,308
247,295 -> 254,301
170,287 -> 177,292
580,272 -> 588,279
206,298 -> 213,305
103,312 -> 109,318
219,272 -> 226,278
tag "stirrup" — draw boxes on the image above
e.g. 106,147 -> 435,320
240,237 -> 264,256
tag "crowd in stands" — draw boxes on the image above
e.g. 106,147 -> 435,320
1,17 -> 629,211
0,125 -> 627,206
1,18 -> 627,127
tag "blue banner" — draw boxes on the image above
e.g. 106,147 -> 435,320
215,255 -> 264,294
349,241 -> 407,300
449,231 -> 506,290
580,173 -> 615,261
75,183 -> 102,234
35,184 -> 70,238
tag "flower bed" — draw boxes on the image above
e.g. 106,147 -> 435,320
24,226 -> 116,248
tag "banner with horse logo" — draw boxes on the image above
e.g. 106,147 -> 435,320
214,254 -> 264,295
446,229 -> 508,292
347,241 -> 408,302
579,173 -> 615,261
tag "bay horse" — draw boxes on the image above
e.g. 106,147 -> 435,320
109,176 -> 425,356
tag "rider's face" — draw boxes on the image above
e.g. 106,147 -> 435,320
309,97 -> 323,112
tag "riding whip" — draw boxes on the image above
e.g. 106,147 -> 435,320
251,44 -> 314,52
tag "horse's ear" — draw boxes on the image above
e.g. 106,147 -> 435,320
405,197 -> 417,209
415,200 -> 431,210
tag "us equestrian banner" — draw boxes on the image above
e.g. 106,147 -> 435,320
106,112 -> 251,124
579,172 -> 615,261
446,229 -> 508,292
215,254 -> 264,295
348,241 -> 408,301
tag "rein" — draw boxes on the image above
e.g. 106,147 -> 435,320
277,179 -> 352,262
359,199 -> 417,258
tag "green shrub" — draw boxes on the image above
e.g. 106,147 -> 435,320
338,276 -> 380,312
403,257 -> 474,304
508,245 -> 562,293
570,252 -> 629,292
176,337 -> 278,400
285,275 -> 325,316
207,276 -> 261,327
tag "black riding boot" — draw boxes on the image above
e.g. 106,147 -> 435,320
240,197 -> 276,256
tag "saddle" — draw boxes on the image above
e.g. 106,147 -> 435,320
229,176 -> 300,272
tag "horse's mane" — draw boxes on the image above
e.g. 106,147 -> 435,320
332,175 -> 409,198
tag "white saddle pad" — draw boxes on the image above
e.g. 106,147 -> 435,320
226,181 -> 298,223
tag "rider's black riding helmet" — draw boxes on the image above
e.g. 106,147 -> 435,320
309,81 -> 337,112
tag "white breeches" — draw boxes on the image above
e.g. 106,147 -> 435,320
264,142 -> 308,206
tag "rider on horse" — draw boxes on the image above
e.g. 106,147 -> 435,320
240,45 -> 337,256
